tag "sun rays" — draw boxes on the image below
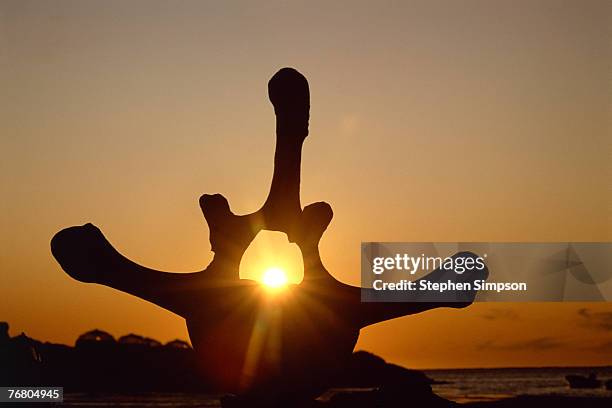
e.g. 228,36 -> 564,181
239,231 -> 304,285
261,267 -> 288,289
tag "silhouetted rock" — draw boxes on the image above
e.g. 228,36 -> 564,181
118,333 -> 162,347
0,332 -> 43,385
76,329 -> 116,347
565,373 -> 602,389
335,351 -> 433,388
1,324 -> 448,407
165,339 -> 191,349
0,321 -> 9,342
322,351 -> 454,408
0,327 -> 203,392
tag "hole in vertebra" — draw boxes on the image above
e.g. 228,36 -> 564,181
239,231 -> 304,285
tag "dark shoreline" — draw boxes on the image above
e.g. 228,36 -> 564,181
465,395 -> 612,407
3,323 -> 611,407
55,392 -> 612,407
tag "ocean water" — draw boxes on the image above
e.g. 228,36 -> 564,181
425,366 -> 612,403
60,367 -> 612,406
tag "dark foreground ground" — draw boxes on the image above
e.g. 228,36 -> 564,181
6,392 -> 605,408
466,395 -> 612,408
2,324 -> 610,407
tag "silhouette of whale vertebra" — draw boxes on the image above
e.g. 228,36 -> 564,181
51,68 -> 487,406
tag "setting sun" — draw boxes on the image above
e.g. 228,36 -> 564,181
261,267 -> 288,289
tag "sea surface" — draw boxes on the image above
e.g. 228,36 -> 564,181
59,367 -> 612,406
425,366 -> 612,403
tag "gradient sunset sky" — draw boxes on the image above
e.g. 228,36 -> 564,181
1,0 -> 611,368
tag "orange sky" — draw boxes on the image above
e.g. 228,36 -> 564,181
1,0 -> 611,368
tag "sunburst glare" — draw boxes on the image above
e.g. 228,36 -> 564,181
261,267 -> 288,289
240,231 -> 304,285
